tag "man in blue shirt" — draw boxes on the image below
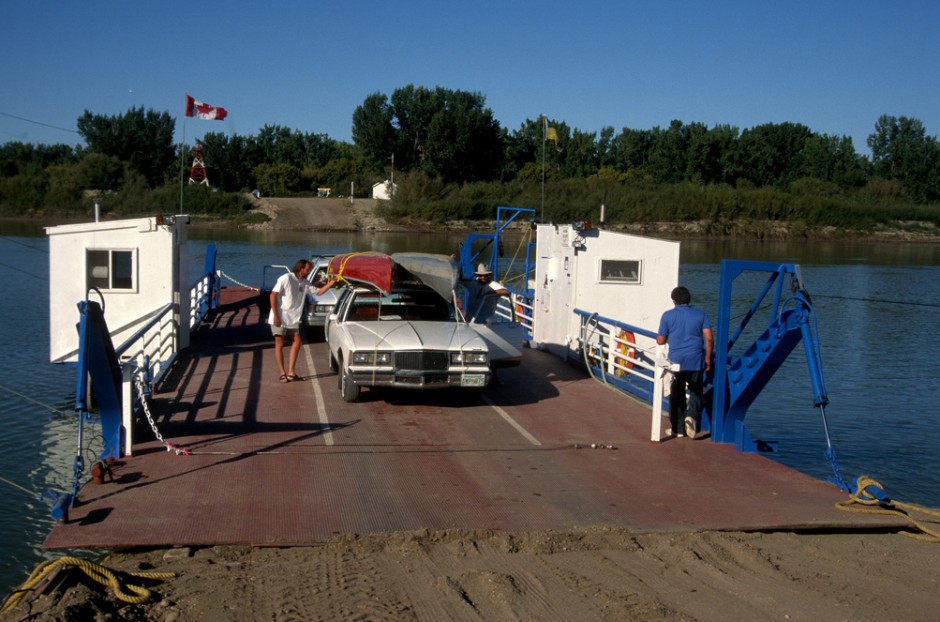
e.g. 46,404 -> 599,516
656,286 -> 713,438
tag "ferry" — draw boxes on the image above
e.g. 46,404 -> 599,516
37,206 -> 905,551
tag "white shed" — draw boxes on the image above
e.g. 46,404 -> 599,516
371,180 -> 397,201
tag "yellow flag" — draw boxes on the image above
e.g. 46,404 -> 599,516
546,127 -> 562,152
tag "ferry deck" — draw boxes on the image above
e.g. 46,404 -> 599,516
44,287 -> 902,551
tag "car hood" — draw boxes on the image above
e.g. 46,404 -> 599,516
344,320 -> 487,351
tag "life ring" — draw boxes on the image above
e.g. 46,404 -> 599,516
614,329 -> 636,374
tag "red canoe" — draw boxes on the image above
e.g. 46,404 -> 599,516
328,252 -> 394,294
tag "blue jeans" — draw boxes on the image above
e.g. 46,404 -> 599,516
669,369 -> 704,433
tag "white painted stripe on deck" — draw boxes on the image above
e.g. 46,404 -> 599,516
303,344 -> 334,445
482,396 -> 541,445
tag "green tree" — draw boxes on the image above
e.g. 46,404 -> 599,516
77,153 -> 125,190
423,89 -> 504,182
191,134 -> 245,192
562,128 -> 600,178
253,162 -> 300,195
312,157 -> 372,191
685,123 -> 739,185
45,163 -> 84,210
737,122 -> 813,187
801,134 -> 867,188
352,92 -> 397,173
647,120 -> 689,183
0,173 -> 47,211
0,142 -> 76,177
868,115 -> 940,202
608,127 -> 654,172
502,119 -> 543,181
77,107 -> 176,188
353,85 -> 504,184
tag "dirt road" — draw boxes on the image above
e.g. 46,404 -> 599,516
246,195 -> 400,232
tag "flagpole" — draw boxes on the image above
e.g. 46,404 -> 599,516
178,118 -> 186,215
540,114 -> 546,223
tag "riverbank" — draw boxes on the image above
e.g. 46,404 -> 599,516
241,196 -> 940,241
3,197 -> 940,242
3,527 -> 937,621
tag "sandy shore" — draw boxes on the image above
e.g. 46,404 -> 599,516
3,527 -> 938,621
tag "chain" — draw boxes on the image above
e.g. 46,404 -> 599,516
218,270 -> 259,290
133,372 -> 189,456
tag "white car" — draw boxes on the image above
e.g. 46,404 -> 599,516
302,256 -> 339,339
326,283 -> 492,402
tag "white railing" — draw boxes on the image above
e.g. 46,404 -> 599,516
189,270 -> 217,330
114,269 -> 219,455
575,309 -> 673,442
114,302 -> 177,456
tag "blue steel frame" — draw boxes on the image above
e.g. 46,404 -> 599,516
710,260 -> 829,452
456,206 -> 537,332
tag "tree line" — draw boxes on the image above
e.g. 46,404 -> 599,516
1,85 -> 938,231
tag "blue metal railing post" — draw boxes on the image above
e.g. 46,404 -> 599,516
204,242 -> 219,310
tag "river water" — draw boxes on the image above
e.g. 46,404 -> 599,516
1,222 -> 939,597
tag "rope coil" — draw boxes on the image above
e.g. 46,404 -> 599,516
837,475 -> 940,542
1,556 -> 175,613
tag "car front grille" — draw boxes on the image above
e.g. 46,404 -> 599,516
395,351 -> 448,371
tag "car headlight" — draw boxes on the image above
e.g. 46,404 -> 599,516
352,351 -> 392,365
314,304 -> 333,314
451,351 -> 488,365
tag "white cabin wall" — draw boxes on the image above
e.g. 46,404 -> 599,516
46,217 -> 188,363
531,224 -> 575,358
531,224 -> 680,360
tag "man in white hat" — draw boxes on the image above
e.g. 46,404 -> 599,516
466,263 -> 509,323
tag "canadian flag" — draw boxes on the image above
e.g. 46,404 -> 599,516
184,94 -> 228,121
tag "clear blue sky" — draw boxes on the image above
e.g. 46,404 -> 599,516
2,1 -> 938,158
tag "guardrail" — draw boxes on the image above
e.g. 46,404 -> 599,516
500,291 -> 534,338
573,309 -> 673,442
113,267 -> 220,455
190,269 -> 218,330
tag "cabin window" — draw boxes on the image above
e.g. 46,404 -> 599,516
87,249 -> 136,291
599,259 -> 641,284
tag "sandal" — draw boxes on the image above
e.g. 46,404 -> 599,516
279,374 -> 290,383
286,373 -> 301,382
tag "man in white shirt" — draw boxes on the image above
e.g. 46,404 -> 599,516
269,259 -> 334,382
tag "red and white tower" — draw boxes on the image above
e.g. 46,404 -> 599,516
188,144 -> 209,186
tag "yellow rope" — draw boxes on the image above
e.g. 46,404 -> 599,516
836,475 -> 940,542
1,556 -> 175,613
329,251 -> 375,287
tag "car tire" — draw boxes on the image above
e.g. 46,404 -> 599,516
340,367 -> 360,403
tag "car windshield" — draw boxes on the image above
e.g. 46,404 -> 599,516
347,288 -> 452,322
310,267 -> 329,287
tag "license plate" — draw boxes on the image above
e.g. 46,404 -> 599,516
461,374 -> 486,387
